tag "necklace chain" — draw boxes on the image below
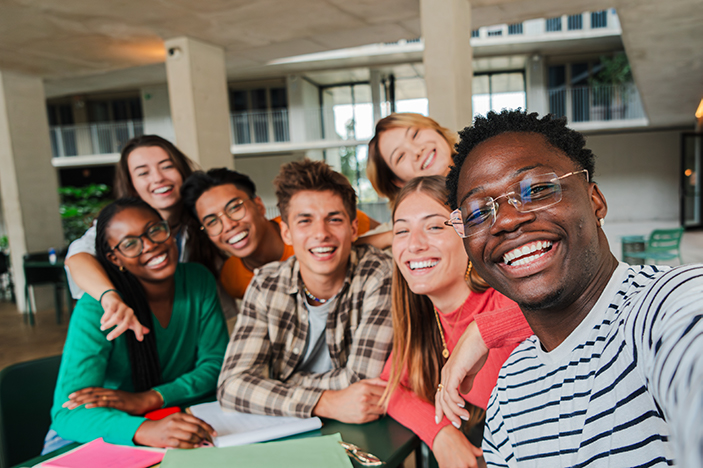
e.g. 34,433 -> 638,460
303,284 -> 327,304
434,299 -> 469,359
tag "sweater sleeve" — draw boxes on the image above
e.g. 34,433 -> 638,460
152,264 -> 229,406
50,297 -> 146,446
473,295 -> 532,349
380,355 -> 452,448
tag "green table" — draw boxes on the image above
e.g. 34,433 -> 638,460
12,416 -> 420,468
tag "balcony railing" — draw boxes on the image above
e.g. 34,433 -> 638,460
50,120 -> 144,158
548,83 -> 645,124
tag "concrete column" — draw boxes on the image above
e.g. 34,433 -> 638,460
0,70 -> 65,312
526,55 -> 548,116
370,69 -> 383,124
141,84 -> 176,143
420,0 -> 473,132
164,37 -> 233,169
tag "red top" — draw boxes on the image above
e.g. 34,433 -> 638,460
380,288 -> 532,448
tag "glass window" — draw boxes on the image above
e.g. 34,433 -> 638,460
546,17 -> 562,32
508,23 -> 523,35
472,72 -> 525,118
591,10 -> 608,28
568,14 -> 583,30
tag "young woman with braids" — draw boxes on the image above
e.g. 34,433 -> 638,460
64,135 -> 227,341
47,198 -> 228,450
379,176 -> 532,468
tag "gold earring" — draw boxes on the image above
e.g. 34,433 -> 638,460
464,260 -> 472,281
599,218 -> 605,228
119,265 -> 125,272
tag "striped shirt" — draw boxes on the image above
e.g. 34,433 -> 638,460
217,244 -> 393,418
483,263 -> 703,467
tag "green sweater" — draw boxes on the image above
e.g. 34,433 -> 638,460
50,263 -> 229,446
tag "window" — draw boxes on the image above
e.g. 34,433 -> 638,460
472,72 -> 526,118
471,29 -> 480,38
546,17 -> 562,32
487,29 -> 503,37
229,87 -> 289,144
591,10 -> 608,28
568,14 -> 583,30
508,23 -> 523,35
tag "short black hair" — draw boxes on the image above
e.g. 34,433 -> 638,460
446,110 -> 595,209
181,168 -> 257,219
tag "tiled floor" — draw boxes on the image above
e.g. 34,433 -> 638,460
1,222 -> 702,372
0,301 -> 68,371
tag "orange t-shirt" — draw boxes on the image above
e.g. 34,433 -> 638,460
219,210 -> 374,299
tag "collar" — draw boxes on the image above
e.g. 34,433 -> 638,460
286,245 -> 360,297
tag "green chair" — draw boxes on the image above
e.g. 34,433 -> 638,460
0,355 -> 61,468
626,228 -> 684,265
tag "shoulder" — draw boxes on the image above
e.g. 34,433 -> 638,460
352,244 -> 392,276
620,263 -> 703,315
248,256 -> 297,294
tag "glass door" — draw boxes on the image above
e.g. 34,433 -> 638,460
681,133 -> 703,228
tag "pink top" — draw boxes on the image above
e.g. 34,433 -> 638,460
380,288 -> 532,448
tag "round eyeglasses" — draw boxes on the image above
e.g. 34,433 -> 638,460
200,197 -> 250,236
446,170 -> 589,238
111,220 -> 171,257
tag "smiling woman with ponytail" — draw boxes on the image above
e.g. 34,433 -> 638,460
46,198 -> 228,451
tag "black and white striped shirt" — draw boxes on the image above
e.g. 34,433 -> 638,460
483,263 -> 703,467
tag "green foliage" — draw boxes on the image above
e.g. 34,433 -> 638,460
59,184 -> 112,244
591,52 -> 632,86
0,235 -> 7,252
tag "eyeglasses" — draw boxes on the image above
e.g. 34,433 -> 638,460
200,197 -> 250,236
446,169 -> 589,238
111,220 -> 171,257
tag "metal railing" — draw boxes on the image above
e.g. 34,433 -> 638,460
548,83 -> 645,124
50,120 -> 144,157
230,109 -> 290,145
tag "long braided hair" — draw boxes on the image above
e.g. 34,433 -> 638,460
95,198 -> 163,392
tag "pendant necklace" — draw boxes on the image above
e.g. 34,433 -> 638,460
303,284 -> 327,304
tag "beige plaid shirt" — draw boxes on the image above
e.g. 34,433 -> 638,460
217,244 -> 393,418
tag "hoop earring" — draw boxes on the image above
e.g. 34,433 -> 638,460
464,260 -> 472,281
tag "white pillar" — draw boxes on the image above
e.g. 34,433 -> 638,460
140,84 -> 176,143
164,37 -> 233,169
370,69 -> 383,124
0,70 -> 65,312
526,55 -> 548,116
420,0 -> 473,132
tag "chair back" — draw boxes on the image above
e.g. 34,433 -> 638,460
0,355 -> 62,468
646,228 -> 684,253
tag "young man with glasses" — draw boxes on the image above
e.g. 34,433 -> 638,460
435,110 -> 703,466
181,168 -> 377,300
216,159 -> 393,423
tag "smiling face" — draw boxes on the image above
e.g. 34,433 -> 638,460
456,132 -> 610,311
127,146 -> 184,216
279,190 -> 358,284
194,184 -> 268,258
105,207 -> 178,283
378,126 -> 453,185
392,191 -> 469,304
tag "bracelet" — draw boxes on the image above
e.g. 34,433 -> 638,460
99,289 -> 120,304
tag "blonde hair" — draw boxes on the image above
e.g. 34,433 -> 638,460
380,176 -> 486,428
367,113 -> 458,203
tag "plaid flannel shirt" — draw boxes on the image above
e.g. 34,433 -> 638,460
217,244 -> 393,418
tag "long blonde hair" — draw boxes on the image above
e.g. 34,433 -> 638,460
381,176 -> 487,428
367,113 -> 458,203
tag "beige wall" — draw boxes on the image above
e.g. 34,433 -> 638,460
585,128 -> 682,222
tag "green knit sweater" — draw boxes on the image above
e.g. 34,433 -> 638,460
50,263 -> 229,445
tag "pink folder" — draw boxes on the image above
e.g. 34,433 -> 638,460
42,438 -> 164,468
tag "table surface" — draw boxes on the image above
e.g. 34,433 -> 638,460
13,415 -> 419,468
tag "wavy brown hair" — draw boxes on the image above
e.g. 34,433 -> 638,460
367,113 -> 458,203
381,176 -> 487,428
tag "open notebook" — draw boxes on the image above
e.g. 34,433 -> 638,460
189,401 -> 322,447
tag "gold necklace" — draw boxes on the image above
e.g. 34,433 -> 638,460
433,306 -> 451,359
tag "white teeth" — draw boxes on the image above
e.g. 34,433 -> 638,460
502,241 -> 552,266
153,186 -> 172,194
228,231 -> 248,244
147,253 -> 167,267
311,247 -> 335,254
409,259 -> 439,270
421,150 -> 436,170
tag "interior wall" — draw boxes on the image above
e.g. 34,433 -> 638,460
585,128 -> 682,222
234,153 -> 304,213
140,84 -> 175,143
